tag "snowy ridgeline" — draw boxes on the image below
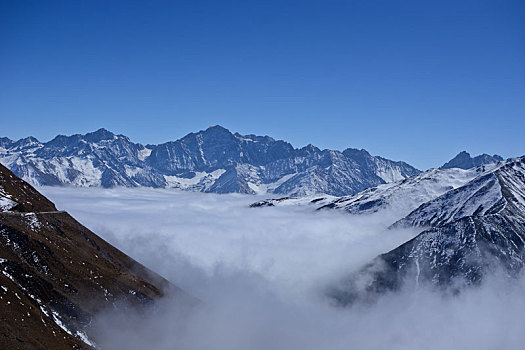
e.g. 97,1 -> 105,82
251,163 -> 500,219
321,156 -> 525,304
0,126 -> 420,196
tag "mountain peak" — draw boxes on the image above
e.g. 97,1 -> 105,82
177,125 -> 234,143
16,136 -> 40,144
299,144 -> 321,154
343,148 -> 372,160
205,125 -> 230,133
0,137 -> 13,148
84,128 -> 116,142
11,136 -> 41,150
93,127 -> 113,135
441,151 -> 503,169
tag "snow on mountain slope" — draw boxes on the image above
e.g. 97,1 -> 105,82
0,126 -> 420,196
252,164 -> 497,227
329,156 -> 525,305
318,165 -> 496,215
395,157 -> 525,228
0,186 -> 16,212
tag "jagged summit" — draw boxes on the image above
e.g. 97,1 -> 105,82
205,124 -> 230,132
342,148 -> 371,158
0,127 -> 420,196
295,144 -> 321,158
182,125 -> 234,140
441,151 -> 503,170
83,128 -> 117,142
9,136 -> 41,153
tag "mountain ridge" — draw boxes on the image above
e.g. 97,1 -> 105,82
441,151 -> 503,170
251,163 -> 499,225
0,126 -> 420,196
329,156 -> 525,305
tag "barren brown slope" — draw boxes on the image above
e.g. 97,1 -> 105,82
0,163 -> 192,349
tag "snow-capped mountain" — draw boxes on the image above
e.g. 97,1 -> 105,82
0,126 -> 420,196
329,156 -> 525,305
251,163 -> 499,227
317,165 -> 495,217
441,151 -> 503,170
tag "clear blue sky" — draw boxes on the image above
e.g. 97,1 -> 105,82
1,0 -> 524,169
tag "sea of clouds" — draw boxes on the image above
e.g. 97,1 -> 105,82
40,186 -> 525,350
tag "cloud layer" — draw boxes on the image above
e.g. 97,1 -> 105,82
41,187 -> 525,350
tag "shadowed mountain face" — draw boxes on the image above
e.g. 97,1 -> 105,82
441,151 -> 503,170
0,164 -> 191,349
329,156 -> 525,306
0,126 -> 420,196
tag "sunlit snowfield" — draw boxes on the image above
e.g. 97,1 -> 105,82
40,186 -> 525,350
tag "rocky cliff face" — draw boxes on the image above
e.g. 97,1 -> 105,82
0,126 -> 420,196
0,164 -> 191,349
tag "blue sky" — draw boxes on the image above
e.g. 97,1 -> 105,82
1,0 -> 524,170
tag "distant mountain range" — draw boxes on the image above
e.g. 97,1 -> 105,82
0,126 -> 507,197
0,126 -> 421,196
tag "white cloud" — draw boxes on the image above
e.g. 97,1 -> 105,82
40,186 -> 525,350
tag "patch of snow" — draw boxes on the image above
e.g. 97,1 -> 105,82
164,169 -> 226,189
0,185 -> 17,211
124,165 -> 144,178
76,330 -> 97,347
137,147 -> 152,161
264,173 -> 298,193
2,270 -> 16,283
48,310 -> 97,347
0,196 -> 16,211
376,165 -> 403,183
247,182 -> 263,194
23,213 -> 41,230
